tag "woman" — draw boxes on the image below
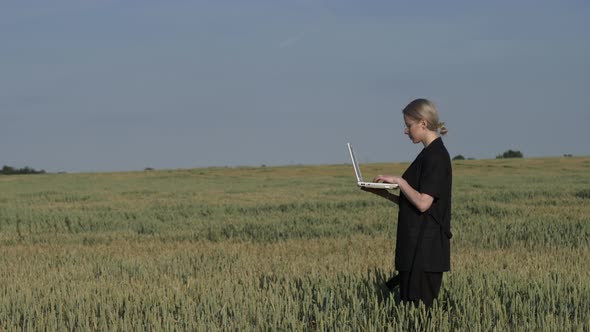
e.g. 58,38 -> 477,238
363,98 -> 452,308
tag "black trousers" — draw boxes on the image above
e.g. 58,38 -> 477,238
398,270 -> 443,308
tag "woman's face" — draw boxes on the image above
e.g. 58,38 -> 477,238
403,115 -> 424,144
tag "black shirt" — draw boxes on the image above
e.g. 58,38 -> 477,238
395,137 -> 452,272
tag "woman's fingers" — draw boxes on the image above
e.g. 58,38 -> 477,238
373,175 -> 395,183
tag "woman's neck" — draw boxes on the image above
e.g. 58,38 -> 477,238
422,131 -> 439,148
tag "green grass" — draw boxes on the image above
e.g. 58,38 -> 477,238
0,157 -> 589,330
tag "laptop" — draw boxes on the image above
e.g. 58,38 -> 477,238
347,143 -> 398,190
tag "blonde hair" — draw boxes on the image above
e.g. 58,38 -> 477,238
402,98 -> 448,136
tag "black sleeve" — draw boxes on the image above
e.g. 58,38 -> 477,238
419,152 -> 446,199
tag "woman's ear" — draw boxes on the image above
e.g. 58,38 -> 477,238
420,119 -> 428,129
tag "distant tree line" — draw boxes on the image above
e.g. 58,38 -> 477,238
496,150 -> 523,159
1,165 -> 46,175
452,155 -> 476,161
452,149 -> 525,161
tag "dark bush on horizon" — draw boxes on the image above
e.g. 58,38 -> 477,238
1,165 -> 46,175
496,150 -> 524,159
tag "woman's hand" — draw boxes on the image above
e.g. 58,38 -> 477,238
369,174 -> 435,212
372,174 -> 402,185
375,175 -> 434,213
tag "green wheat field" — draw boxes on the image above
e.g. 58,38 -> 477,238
1,156 -> 589,331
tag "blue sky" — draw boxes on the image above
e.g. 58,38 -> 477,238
1,1 -> 589,172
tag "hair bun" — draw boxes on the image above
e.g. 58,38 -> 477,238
439,122 -> 448,135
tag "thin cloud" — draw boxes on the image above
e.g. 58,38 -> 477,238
278,32 -> 305,49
